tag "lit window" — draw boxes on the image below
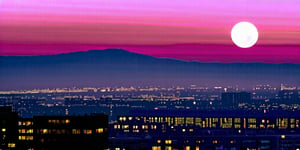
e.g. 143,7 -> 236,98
248,118 -> 256,123
119,117 -> 126,122
149,117 -> 154,123
21,129 -> 25,133
185,146 -> 190,150
175,117 -> 184,125
260,124 -> 265,128
8,143 -> 16,148
83,129 -> 92,134
195,118 -> 201,126
49,120 -> 57,124
142,125 -> 148,129
267,124 -> 275,128
278,118 -> 288,129
152,146 -> 161,150
20,136 -> 33,140
221,118 -> 233,128
65,119 -> 70,124
26,136 -> 33,140
186,117 -> 194,125
26,121 -> 32,126
42,129 -> 48,134
133,125 -> 138,129
211,118 -> 218,128
155,117 -> 158,122
234,118 -> 241,123
27,129 -> 33,134
122,125 -> 129,129
96,128 -> 103,133
165,140 -> 172,144
72,129 -> 80,134
234,124 -> 241,128
114,125 -> 121,129
157,140 -> 161,143
248,118 -> 257,129
86,130 -> 92,134
165,117 -> 172,126
212,140 -> 218,144
18,136 -> 23,140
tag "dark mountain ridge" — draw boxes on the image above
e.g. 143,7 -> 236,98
0,49 -> 299,90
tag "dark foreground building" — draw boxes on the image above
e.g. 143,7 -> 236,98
0,106 -> 108,150
0,107 -> 18,149
33,114 -> 108,150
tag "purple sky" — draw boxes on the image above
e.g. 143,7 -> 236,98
0,0 -> 300,63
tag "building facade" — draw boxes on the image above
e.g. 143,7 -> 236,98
110,110 -> 300,149
0,106 -> 108,150
33,114 -> 108,150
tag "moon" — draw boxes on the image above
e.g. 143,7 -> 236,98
231,22 -> 259,48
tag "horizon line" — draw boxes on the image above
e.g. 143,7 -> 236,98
1,48 -> 299,65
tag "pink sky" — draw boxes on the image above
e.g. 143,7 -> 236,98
0,0 -> 300,63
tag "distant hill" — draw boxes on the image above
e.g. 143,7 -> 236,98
0,49 -> 299,90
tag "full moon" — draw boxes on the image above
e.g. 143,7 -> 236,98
231,22 -> 258,48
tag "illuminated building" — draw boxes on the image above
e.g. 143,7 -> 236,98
18,118 -> 34,149
117,110 -> 300,131
110,110 -> 300,149
33,114 -> 108,150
